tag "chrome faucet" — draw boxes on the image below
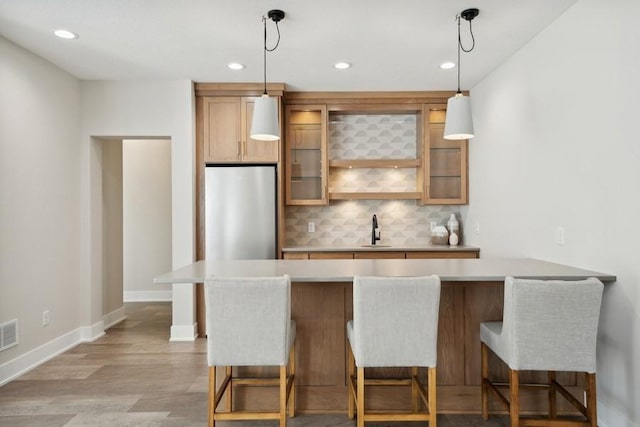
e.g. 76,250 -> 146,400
371,214 -> 381,245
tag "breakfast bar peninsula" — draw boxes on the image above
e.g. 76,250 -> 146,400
155,257 -> 615,414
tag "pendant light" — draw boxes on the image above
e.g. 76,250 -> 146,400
250,9 -> 285,141
444,8 -> 479,140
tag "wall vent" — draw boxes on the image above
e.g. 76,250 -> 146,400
0,319 -> 18,351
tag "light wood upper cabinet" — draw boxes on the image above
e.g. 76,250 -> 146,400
282,94 -> 470,205
203,96 -> 280,163
423,104 -> 468,204
203,97 -> 241,162
285,105 -> 328,205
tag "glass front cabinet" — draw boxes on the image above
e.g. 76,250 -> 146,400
423,104 -> 468,204
285,105 -> 328,205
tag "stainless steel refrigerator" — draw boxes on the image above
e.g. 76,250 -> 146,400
205,165 -> 277,260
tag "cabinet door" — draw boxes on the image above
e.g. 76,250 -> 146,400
423,105 -> 468,204
406,251 -> 479,259
241,97 -> 280,162
203,97 -> 242,162
285,105 -> 328,205
308,252 -> 354,260
283,252 -> 309,260
354,251 -> 405,259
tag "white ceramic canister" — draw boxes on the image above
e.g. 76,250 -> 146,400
447,214 -> 459,244
449,232 -> 459,246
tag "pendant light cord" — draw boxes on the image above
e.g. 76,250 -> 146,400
456,14 -> 476,94
458,16 -> 476,53
262,17 -> 282,95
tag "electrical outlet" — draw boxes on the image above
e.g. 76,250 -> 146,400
556,226 -> 565,245
42,310 -> 50,327
308,221 -> 315,233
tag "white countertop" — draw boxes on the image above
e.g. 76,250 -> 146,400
154,257 -> 616,284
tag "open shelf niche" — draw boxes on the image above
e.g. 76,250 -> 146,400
327,111 -> 422,201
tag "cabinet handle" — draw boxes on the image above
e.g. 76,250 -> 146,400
237,141 -> 241,159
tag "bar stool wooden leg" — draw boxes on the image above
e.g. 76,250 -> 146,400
224,366 -> 232,413
210,367 -> 216,427
428,367 -> 437,427
357,367 -> 365,427
586,373 -> 597,427
509,369 -> 520,427
347,345 -> 355,419
481,342 -> 489,420
279,365 -> 287,427
289,345 -> 296,418
548,371 -> 557,419
412,366 -> 419,413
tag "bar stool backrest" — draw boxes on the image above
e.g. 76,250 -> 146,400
503,276 -> 604,372
205,275 -> 292,367
352,275 -> 441,367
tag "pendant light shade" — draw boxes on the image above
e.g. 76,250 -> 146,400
444,8 -> 479,141
251,94 -> 280,141
250,9 -> 285,141
444,93 -> 474,140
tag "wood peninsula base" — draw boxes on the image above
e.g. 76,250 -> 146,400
233,281 -> 583,415
153,258 -> 615,414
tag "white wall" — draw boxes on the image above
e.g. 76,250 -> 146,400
79,80 -> 196,340
0,41 -> 195,381
0,37 -> 83,373
463,0 -> 640,425
101,141 -> 124,321
123,139 -> 172,301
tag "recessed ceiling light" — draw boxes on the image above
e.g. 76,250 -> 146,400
334,62 -> 351,70
228,62 -> 245,70
53,29 -> 78,40
440,62 -> 456,70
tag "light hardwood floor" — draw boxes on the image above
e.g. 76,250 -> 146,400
0,302 -> 510,426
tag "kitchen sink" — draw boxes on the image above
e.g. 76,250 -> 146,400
360,244 -> 391,248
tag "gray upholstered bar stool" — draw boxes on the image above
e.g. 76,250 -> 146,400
480,276 -> 604,427
204,275 -> 296,427
347,275 -> 441,427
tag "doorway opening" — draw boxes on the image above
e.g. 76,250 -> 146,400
98,137 -> 172,329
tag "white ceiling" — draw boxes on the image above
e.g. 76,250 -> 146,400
0,0 -> 578,91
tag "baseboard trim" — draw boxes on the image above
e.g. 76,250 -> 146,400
124,290 -> 172,302
0,321 -> 104,386
83,320 -> 105,342
103,306 -> 127,329
170,323 -> 198,342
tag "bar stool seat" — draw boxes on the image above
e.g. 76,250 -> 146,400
480,276 -> 604,427
347,275 -> 441,427
205,275 -> 296,427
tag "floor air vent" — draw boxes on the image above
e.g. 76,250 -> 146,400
0,319 -> 18,351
